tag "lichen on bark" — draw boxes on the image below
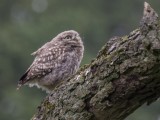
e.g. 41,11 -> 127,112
32,2 -> 160,120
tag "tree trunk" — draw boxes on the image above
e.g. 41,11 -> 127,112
32,2 -> 160,120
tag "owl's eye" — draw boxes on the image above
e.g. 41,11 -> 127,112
64,35 -> 72,40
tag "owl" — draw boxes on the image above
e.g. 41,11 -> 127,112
17,30 -> 84,93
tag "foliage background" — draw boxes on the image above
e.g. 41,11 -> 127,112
0,0 -> 160,120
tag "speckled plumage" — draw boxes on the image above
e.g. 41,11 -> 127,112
17,30 -> 84,93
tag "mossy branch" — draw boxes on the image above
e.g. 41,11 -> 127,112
32,2 -> 160,120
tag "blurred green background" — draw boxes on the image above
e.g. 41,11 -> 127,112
0,0 -> 160,120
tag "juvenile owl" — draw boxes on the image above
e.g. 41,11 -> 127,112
17,30 -> 84,93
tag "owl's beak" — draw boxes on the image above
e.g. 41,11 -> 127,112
74,34 -> 81,40
72,34 -> 76,40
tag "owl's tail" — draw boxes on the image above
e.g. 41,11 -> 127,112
17,71 -> 29,90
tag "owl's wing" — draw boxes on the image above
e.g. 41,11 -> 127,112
18,44 -> 64,88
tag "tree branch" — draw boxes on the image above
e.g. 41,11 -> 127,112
32,2 -> 160,120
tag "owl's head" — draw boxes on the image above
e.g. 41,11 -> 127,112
54,30 -> 83,46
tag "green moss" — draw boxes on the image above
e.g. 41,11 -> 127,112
122,35 -> 128,42
107,72 -> 120,82
43,99 -> 55,113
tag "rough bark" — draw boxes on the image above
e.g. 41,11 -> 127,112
32,2 -> 160,120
